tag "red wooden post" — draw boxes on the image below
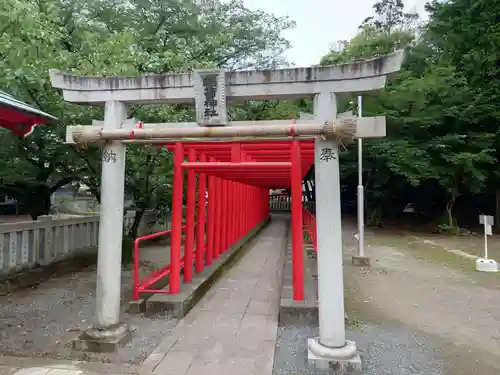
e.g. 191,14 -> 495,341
221,179 -> 228,252
236,183 -> 242,241
291,140 -> 304,300
251,187 -> 256,228
214,177 -> 222,259
206,173 -> 215,266
261,188 -> 268,221
170,142 -> 184,294
230,144 -> 241,245
184,147 -> 196,282
254,187 -> 259,225
227,181 -> 234,247
265,188 -> 270,218
248,186 -> 252,229
241,183 -> 245,238
196,153 -> 207,273
248,188 -> 251,227
242,185 -> 247,234
232,183 -> 238,243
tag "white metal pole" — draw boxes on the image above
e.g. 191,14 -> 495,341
484,223 -> 488,259
357,95 -> 365,257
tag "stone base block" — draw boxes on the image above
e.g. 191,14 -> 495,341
475,258 -> 498,272
307,338 -> 362,374
128,299 -> 146,314
351,256 -> 370,267
73,323 -> 131,353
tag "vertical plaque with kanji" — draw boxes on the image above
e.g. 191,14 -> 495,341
194,69 -> 227,126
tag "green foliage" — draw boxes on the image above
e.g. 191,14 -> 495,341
437,215 -> 460,235
323,0 -> 500,229
0,0 -> 295,222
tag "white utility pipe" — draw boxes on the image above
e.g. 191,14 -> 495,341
357,95 -> 365,257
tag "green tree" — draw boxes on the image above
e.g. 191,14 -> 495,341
319,0 -> 498,229
0,0 -> 295,231
426,0 -> 500,228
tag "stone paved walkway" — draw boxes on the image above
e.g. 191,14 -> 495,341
0,217 -> 287,375
141,217 -> 287,374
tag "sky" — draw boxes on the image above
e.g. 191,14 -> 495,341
240,0 -> 429,66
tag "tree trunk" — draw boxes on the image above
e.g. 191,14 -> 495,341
27,187 -> 52,220
121,208 -> 146,265
445,197 -> 456,227
89,187 -> 101,203
367,206 -> 382,227
127,208 -> 146,240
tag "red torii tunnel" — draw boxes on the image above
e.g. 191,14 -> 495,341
133,139 -> 315,301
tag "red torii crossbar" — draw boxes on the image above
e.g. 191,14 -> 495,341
133,139 -> 313,301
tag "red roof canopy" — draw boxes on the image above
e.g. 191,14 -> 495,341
0,91 -> 57,136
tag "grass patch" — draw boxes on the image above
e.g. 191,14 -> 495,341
369,233 -> 472,269
367,232 -> 500,288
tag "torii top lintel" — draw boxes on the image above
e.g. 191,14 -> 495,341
49,50 -> 404,105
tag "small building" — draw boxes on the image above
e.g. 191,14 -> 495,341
0,90 -> 58,216
0,90 -> 57,136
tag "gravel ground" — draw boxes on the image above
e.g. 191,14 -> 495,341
273,221 -> 500,375
0,264 -> 179,364
273,321 -> 500,375
273,323 -> 450,375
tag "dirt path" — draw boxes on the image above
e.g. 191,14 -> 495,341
342,224 -> 500,373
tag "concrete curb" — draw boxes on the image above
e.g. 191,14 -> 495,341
278,227 -> 319,326
278,224 -> 351,327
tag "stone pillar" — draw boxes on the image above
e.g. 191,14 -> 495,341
307,92 -> 362,372
74,101 -> 130,352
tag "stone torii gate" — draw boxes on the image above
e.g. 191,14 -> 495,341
49,50 -> 404,370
